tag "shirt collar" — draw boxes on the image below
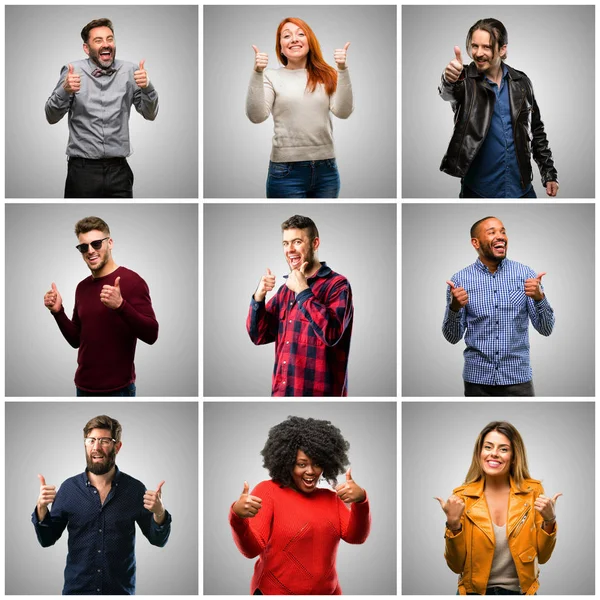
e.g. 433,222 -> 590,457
474,257 -> 506,274
82,464 -> 121,486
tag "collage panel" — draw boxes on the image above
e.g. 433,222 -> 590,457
6,401 -> 198,595
402,203 -> 594,397
5,203 -> 198,397
203,400 -> 397,595
402,401 -> 594,595
203,203 -> 397,397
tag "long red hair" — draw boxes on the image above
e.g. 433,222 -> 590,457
275,17 -> 337,96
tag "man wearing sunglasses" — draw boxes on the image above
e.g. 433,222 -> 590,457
32,415 -> 171,594
43,216 -> 158,396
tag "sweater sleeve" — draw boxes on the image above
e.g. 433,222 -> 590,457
338,491 -> 371,544
115,277 -> 158,345
246,70 -> 275,124
330,68 -> 353,119
52,304 -> 81,348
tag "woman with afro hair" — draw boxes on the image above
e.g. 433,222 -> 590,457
229,416 -> 370,595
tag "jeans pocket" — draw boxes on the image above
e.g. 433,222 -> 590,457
325,158 -> 338,169
268,161 -> 291,179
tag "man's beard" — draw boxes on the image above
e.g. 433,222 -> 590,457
86,448 -> 117,475
89,46 -> 116,68
480,241 -> 506,264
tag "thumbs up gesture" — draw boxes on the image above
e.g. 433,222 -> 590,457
446,280 -> 469,311
285,261 -> 309,294
252,45 -> 269,73
534,491 -> 562,522
334,42 -> 351,70
524,272 -> 546,301
434,494 -> 465,531
100,276 -> 123,309
134,59 -> 149,88
254,267 -> 276,302
444,46 -> 464,83
144,480 -> 166,522
44,282 -> 63,313
232,481 -> 263,518
63,63 -> 81,94
335,468 -> 366,504
36,474 -> 57,521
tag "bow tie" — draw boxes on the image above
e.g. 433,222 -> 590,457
92,67 -> 116,77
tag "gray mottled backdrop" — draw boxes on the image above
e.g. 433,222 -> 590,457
204,5 -> 397,198
402,5 -> 594,198
5,204 -> 198,397
402,402 -> 595,595
6,5 -> 198,198
204,203 -> 397,397
402,203 -> 594,397
204,401 -> 396,595
6,401 -> 198,594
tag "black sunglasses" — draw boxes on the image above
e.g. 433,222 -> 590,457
75,237 -> 110,253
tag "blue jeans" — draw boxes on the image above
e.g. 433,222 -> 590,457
266,159 -> 340,198
76,383 -> 136,397
459,182 -> 537,199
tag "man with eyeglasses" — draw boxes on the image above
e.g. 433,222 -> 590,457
43,216 -> 158,396
32,415 -> 171,595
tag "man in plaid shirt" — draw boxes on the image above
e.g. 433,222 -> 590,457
247,215 -> 353,396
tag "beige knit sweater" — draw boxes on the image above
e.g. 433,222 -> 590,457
246,67 -> 353,162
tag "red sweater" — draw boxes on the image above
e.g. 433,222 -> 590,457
52,266 -> 158,392
229,479 -> 371,595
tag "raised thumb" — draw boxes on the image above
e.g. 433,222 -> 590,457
114,276 -> 121,288
266,268 -> 272,276
68,63 -> 74,74
446,280 -> 456,289
51,282 -> 58,292
252,45 -> 260,55
242,481 -> 249,495
454,46 -> 462,63
38,474 -> 47,486
139,59 -> 145,71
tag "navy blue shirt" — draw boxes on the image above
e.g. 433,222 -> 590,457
31,467 -> 171,595
464,64 -> 533,198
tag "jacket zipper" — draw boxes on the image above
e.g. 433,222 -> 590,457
509,506 -> 530,538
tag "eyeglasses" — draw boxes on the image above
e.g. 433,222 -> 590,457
84,437 -> 116,447
75,237 -> 109,253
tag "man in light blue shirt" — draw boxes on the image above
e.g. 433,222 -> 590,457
443,216 -> 555,396
45,18 -> 159,198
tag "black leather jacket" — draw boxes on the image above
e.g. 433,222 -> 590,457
439,62 -> 558,189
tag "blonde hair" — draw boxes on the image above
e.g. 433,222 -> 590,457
464,421 -> 531,489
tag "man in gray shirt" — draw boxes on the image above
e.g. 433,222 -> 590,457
45,18 -> 159,198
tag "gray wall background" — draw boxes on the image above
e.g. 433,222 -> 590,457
204,401 -> 396,595
5,204 -> 198,397
402,203 -> 594,397
6,401 -> 198,595
402,5 -> 594,198
204,5 -> 397,198
6,5 -> 198,198
402,402 -> 595,595
204,203 -> 397,396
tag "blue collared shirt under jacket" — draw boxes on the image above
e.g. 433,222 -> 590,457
464,64 -> 533,198
31,467 -> 171,595
442,258 -> 554,385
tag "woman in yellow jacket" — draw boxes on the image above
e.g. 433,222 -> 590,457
435,421 -> 561,595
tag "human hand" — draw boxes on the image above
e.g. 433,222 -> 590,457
144,481 -> 166,523
44,282 -> 63,313
63,63 -> 81,94
252,45 -> 269,73
524,272 -> 546,301
100,276 -> 123,309
254,268 -> 276,302
37,474 -> 57,521
232,481 -> 263,518
134,59 -> 149,89
335,468 -> 366,504
434,494 -> 465,529
334,42 -> 351,70
444,46 -> 464,83
446,280 -> 468,311
286,261 -> 309,294
546,181 -> 559,197
534,492 -> 562,522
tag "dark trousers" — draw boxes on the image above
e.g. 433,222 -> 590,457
65,157 -> 134,198
464,587 -> 525,595
464,381 -> 535,397
459,182 -> 537,199
76,383 -> 136,397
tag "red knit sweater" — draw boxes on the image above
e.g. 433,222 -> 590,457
229,479 -> 371,595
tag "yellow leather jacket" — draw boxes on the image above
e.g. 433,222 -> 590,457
445,477 -> 557,595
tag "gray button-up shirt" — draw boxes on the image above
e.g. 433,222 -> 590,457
45,58 -> 159,158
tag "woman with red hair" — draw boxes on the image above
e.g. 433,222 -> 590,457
247,18 -> 353,198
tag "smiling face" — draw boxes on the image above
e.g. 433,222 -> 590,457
84,25 -> 116,68
282,227 -> 319,271
291,449 -> 323,493
279,22 -> 309,63
77,229 -> 113,276
471,218 -> 507,265
470,29 -> 505,76
480,430 -> 512,479
85,428 -> 121,475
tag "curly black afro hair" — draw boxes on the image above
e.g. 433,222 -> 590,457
261,416 -> 350,487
